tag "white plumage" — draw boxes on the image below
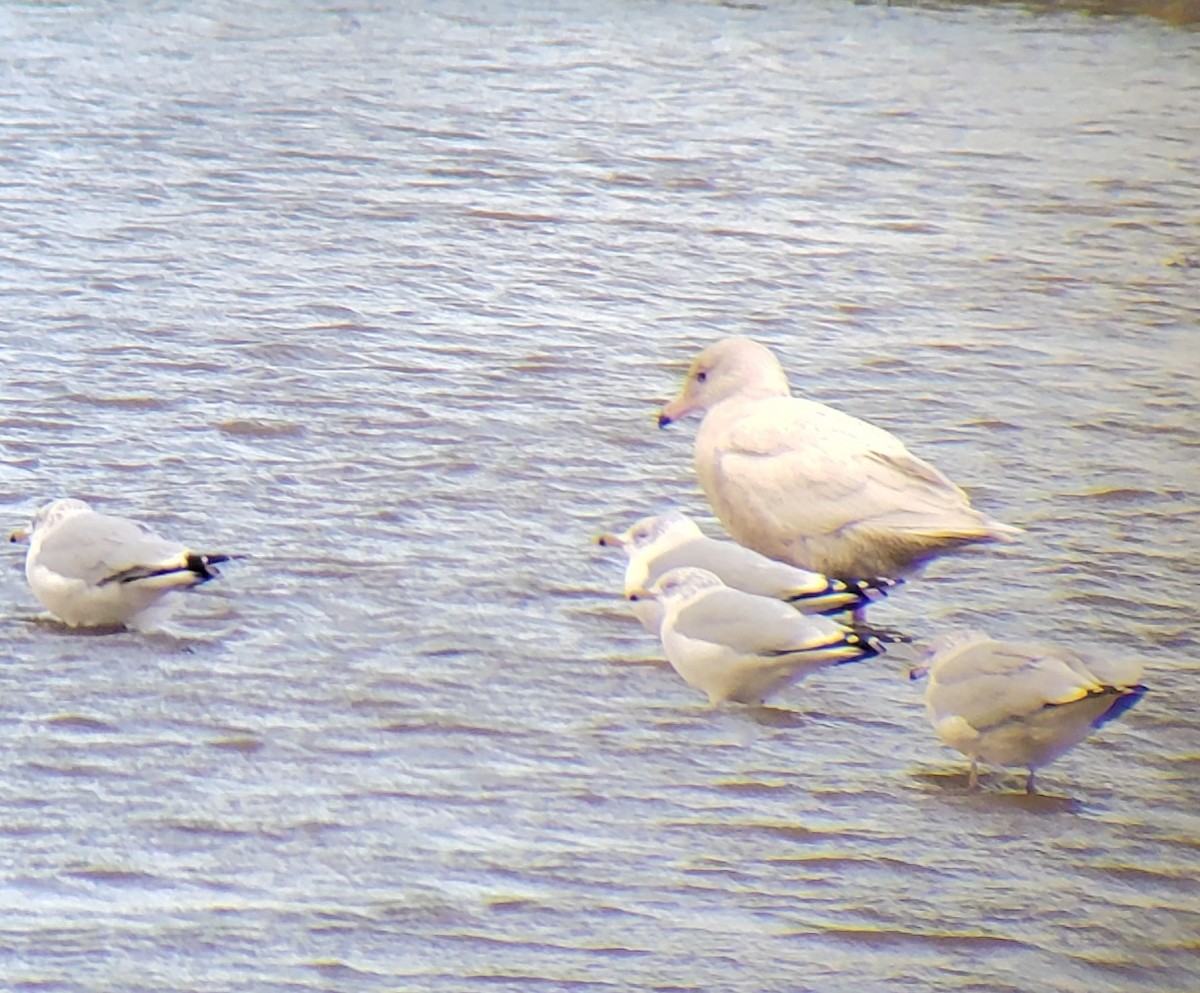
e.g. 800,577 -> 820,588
658,336 -> 1020,579
630,566 -> 880,706
598,510 -> 895,633
10,498 -> 233,630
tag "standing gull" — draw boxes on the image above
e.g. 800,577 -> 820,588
658,336 -> 1020,579
9,498 -> 234,630
597,510 -> 896,633
913,631 -> 1146,793
630,566 -> 881,706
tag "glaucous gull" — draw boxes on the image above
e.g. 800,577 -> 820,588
658,336 -> 1020,578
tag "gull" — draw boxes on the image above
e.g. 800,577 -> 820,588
597,510 -> 896,633
629,566 -> 881,706
657,336 -> 1020,579
913,631 -> 1146,793
9,498 -> 234,630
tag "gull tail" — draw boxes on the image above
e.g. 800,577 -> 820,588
786,575 -> 901,616
983,518 -> 1023,544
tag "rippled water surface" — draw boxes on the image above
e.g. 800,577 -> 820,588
2,1 -> 1198,990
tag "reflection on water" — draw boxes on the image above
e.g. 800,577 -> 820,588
1,0 -> 1198,990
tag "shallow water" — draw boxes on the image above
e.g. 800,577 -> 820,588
1,1 -> 1198,990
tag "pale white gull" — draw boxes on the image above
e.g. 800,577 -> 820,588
912,631 -> 1146,793
629,566 -> 881,706
597,510 -> 896,633
9,498 -> 234,630
658,336 -> 1020,579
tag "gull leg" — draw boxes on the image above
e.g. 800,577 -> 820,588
968,758 -> 979,791
1025,769 -> 1037,795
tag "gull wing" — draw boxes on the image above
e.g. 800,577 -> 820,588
712,396 -> 979,543
670,587 -> 848,657
928,638 -> 1110,731
33,511 -> 191,586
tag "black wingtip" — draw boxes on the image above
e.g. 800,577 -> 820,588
851,575 -> 903,595
796,574 -> 903,617
186,552 -> 234,582
1092,684 -> 1148,728
846,624 -> 913,645
830,632 -> 884,666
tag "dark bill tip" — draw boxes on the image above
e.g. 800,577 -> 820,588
657,414 -> 672,429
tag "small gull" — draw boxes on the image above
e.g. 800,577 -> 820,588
912,631 -> 1146,793
597,510 -> 896,633
658,336 -> 1020,579
629,566 -> 881,706
9,498 -> 234,630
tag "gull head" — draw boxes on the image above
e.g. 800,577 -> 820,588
596,511 -> 701,558
629,566 -> 724,605
658,337 -> 790,428
28,498 -> 94,537
909,630 -> 990,682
